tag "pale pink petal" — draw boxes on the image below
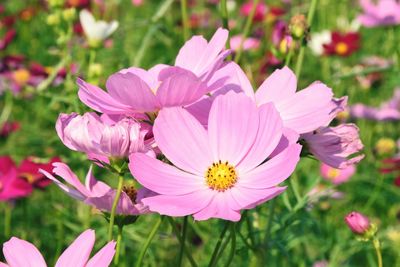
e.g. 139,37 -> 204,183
106,72 -> 159,112
184,96 -> 213,127
237,103 -> 283,173
129,153 -> 205,195
86,241 -> 116,267
0,262 -> 9,267
85,191 -> 137,214
276,82 -> 334,133
269,128 -> 300,157
51,163 -> 92,196
255,66 -> 297,106
153,107 -> 212,175
241,186 -> 287,210
55,229 -> 95,267
208,92 -> 259,164
228,186 -> 286,210
142,189 -> 214,217
239,144 -> 302,189
193,193 -> 241,221
120,66 -> 158,89
77,78 -> 131,114
175,36 -> 208,71
3,237 -> 47,267
156,68 -> 207,107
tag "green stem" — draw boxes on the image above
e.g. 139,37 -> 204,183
4,204 -> 11,237
0,90 -> 13,130
373,238 -> 383,267
135,216 -> 163,267
168,217 -> 198,267
107,174 -> 124,241
294,0 -> 318,79
284,45 -> 295,67
234,0 -> 260,63
37,56 -> 69,92
208,221 -> 230,267
180,0 -> 190,41
114,225 -> 124,265
220,0 -> 230,47
224,223 -> 236,267
178,216 -> 188,267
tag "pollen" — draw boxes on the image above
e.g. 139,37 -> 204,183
205,160 -> 237,191
326,168 -> 340,180
13,69 -> 30,86
335,42 -> 348,55
123,185 -> 137,204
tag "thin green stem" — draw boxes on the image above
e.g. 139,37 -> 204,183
225,223 -> 236,267
178,216 -> 188,267
220,0 -> 230,47
135,216 -> 163,267
0,90 -> 13,130
180,0 -> 190,41
208,221 -> 230,267
373,238 -> 383,267
234,0 -> 260,63
37,55 -> 69,92
4,204 -> 11,237
168,217 -> 198,267
295,0 -> 318,79
107,174 -> 124,241
114,225 -> 124,265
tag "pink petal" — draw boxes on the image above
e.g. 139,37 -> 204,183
153,107 -> 212,175
3,237 -> 47,267
156,68 -> 207,107
239,144 -> 302,189
86,241 -> 116,267
51,163 -> 92,197
142,189 -> 214,217
255,66 -> 297,106
208,92 -> 259,165
269,128 -> 300,158
193,193 -> 241,221
229,186 -> 286,210
120,66 -> 158,89
0,262 -> 9,267
241,186 -> 287,210
129,153 -> 205,195
77,78 -> 131,115
237,103 -> 283,173
55,229 -> 95,267
85,191 -> 137,215
106,72 -> 159,112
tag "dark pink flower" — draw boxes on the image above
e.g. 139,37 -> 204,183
240,1 -> 268,22
345,211 -> 371,234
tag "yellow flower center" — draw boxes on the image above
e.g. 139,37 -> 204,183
326,168 -> 340,180
20,173 -> 36,184
13,69 -> 31,86
123,185 -> 137,204
335,42 -> 348,55
375,138 -> 396,155
336,110 -> 349,121
205,160 -> 237,192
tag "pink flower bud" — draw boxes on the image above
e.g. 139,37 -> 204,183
345,211 -> 371,234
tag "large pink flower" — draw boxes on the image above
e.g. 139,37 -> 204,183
78,28 -> 229,116
1,229 -> 115,267
358,0 -> 400,27
40,162 -> 152,215
129,92 -> 301,221
209,63 -> 341,134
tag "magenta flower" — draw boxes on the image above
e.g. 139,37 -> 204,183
56,112 -> 151,162
78,28 -> 229,115
345,211 -> 371,234
350,88 -> 400,121
1,229 -> 115,267
40,162 -> 152,215
0,156 -> 32,201
302,124 -> 364,169
320,163 -> 355,185
210,64 -> 341,134
358,0 -> 400,27
129,92 -> 301,221
229,35 -> 260,52
240,1 -> 268,22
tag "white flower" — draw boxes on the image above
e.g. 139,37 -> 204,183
308,30 -> 332,56
79,9 -> 118,47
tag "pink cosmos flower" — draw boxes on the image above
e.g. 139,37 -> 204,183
345,211 -> 371,234
1,229 -> 115,267
302,124 -> 364,169
358,0 -> 400,27
40,162 -> 152,215
129,92 -> 301,221
56,112 -> 150,162
350,88 -> 400,121
78,28 -> 229,116
210,64 -> 341,134
0,156 -> 32,201
240,1 -> 268,22
320,163 -> 355,184
229,35 -> 260,51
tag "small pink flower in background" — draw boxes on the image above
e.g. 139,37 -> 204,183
0,156 -> 32,201
229,35 -> 260,51
323,32 -> 360,57
355,56 -> 392,90
40,162 -> 153,215
67,0 -> 91,8
313,260 -> 329,267
302,124 -> 364,169
320,163 -> 355,185
0,29 -> 16,50
132,0 -> 143,6
130,92 -> 301,221
1,229 -> 115,267
350,88 -> 400,121
358,0 -> 400,27
0,121 -> 19,137
56,113 -> 151,162
345,211 -> 371,234
240,1 -> 268,22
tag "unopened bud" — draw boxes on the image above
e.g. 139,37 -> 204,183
345,211 -> 377,240
289,14 -> 308,39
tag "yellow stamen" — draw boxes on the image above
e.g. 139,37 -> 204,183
13,69 -> 30,86
335,42 -> 348,55
123,185 -> 137,204
326,168 -> 340,180
205,160 -> 237,192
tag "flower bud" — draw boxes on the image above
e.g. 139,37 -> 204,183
62,8 -> 76,21
289,14 -> 308,39
345,211 -> 372,235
